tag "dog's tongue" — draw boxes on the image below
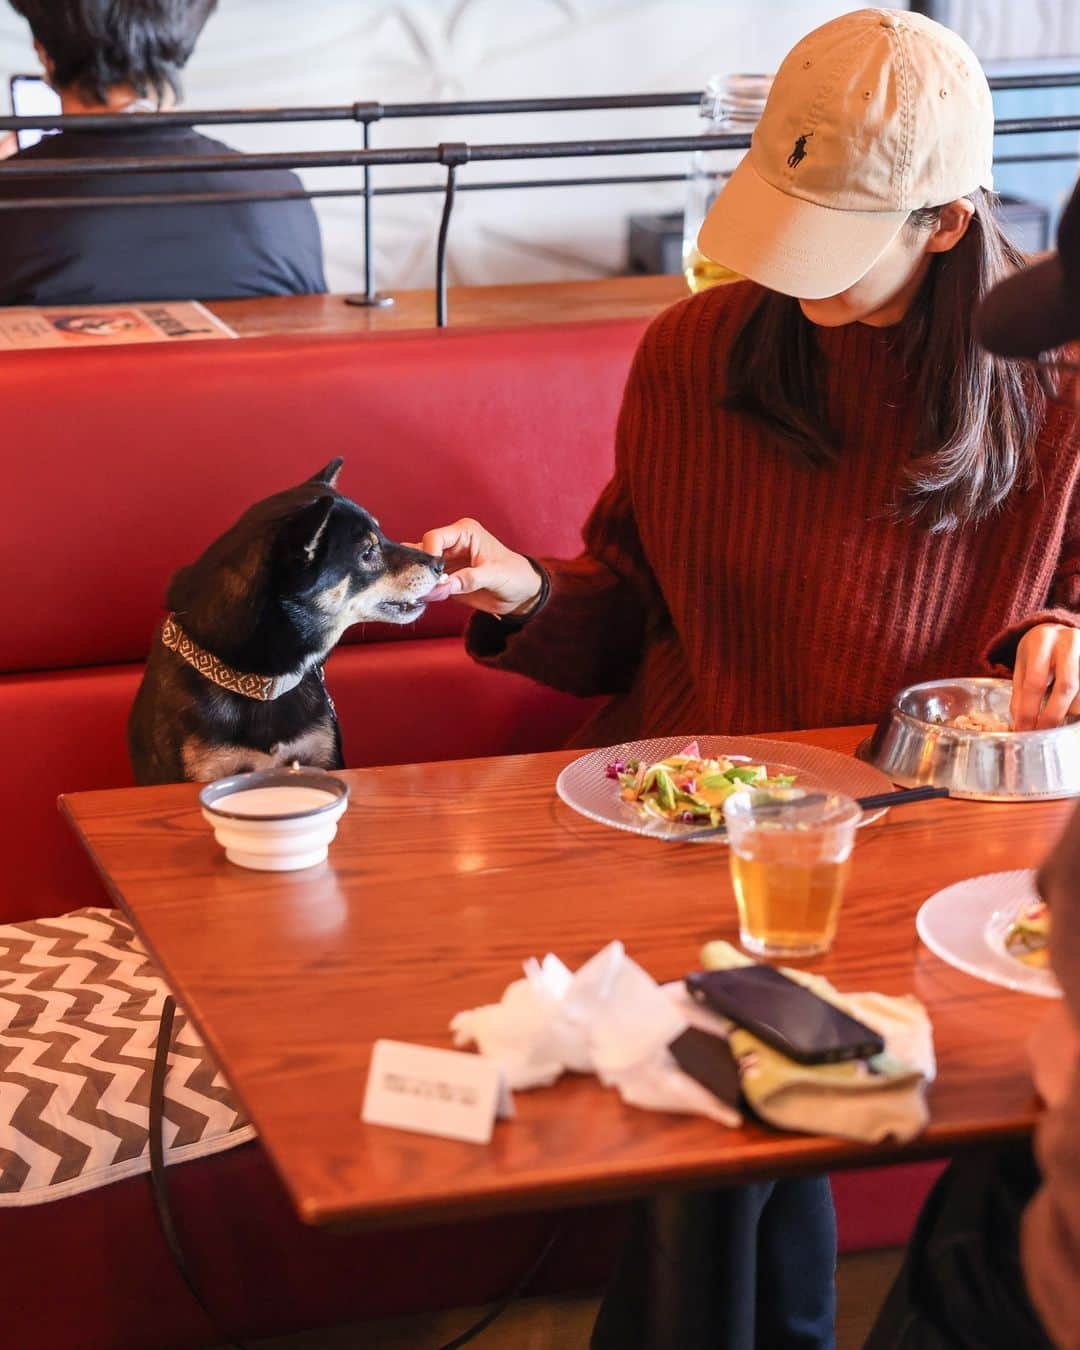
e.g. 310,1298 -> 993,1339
424,580 -> 455,603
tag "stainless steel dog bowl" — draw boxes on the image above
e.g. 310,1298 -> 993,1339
865,677 -> 1080,802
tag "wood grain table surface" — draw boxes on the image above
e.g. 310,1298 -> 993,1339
209,275 -> 686,337
60,724 -> 1065,1230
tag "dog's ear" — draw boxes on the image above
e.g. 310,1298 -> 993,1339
286,496 -> 336,565
309,458 -> 343,489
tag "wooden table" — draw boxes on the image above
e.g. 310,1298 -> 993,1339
61,725 -> 1060,1231
209,275 -> 686,337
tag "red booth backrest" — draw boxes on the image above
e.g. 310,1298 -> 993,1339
0,320 -> 648,920
1,320 -> 647,674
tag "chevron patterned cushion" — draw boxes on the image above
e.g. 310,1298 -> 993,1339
0,907 -> 254,1205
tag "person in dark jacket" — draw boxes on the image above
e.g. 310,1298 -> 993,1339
0,0 -> 326,305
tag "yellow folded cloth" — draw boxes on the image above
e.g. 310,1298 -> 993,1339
693,941 -> 935,1144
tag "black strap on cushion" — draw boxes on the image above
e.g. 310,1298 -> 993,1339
149,994 -> 248,1350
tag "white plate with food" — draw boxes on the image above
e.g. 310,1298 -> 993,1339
916,869 -> 1061,998
555,735 -> 896,844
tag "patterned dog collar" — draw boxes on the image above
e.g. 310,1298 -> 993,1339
160,615 -> 306,701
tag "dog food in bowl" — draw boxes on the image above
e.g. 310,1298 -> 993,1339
948,711 -> 1011,732
199,765 -> 349,871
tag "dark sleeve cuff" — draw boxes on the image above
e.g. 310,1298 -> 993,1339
467,557 -> 550,658
985,609 -> 1080,673
499,557 -> 551,631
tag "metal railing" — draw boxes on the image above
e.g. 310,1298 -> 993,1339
1,77 -> 1078,326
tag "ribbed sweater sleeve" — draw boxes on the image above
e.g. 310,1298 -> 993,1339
466,321 -> 666,698
986,472 -> 1080,670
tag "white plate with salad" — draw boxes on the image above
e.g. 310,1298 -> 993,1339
555,735 -> 896,844
916,869 -> 1061,998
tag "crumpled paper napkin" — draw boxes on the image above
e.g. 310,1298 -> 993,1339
450,941 -> 741,1126
450,940 -> 936,1143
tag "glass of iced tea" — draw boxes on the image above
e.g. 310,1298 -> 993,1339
722,791 -> 861,958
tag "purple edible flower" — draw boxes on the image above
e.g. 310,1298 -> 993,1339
681,811 -> 696,823
605,760 -> 626,780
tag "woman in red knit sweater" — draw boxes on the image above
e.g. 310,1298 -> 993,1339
420,10 -> 1080,1349
425,24 -> 1080,742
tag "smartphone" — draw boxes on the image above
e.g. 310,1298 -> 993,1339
685,966 -> 885,1065
10,74 -> 61,151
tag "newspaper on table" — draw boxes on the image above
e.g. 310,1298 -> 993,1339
0,300 -> 235,350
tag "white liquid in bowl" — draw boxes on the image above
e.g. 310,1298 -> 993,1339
213,786 -> 337,818
201,780 -> 348,871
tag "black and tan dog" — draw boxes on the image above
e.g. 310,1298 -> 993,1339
128,459 -> 444,784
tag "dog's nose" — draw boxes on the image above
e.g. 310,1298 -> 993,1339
430,557 -> 445,576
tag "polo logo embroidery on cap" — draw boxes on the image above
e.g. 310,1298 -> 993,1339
787,133 -> 813,168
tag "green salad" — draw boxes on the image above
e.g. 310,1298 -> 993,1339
606,740 -> 797,827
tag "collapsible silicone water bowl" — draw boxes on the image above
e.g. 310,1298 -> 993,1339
199,765 -> 349,871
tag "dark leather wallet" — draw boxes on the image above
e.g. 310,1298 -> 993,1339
668,1026 -> 742,1111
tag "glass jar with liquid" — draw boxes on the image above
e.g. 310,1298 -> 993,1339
682,73 -> 771,294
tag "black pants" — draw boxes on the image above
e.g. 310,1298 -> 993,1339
864,1145 -> 1053,1350
591,1176 -> 837,1350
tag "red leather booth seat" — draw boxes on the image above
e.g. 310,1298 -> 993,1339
3,322 -> 635,922
0,323 -> 939,1348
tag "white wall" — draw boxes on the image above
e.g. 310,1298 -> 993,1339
1,1 -> 885,293
946,0 -> 1080,59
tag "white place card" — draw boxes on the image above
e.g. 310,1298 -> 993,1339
362,1040 -> 513,1145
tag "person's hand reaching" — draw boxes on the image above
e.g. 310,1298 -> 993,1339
1011,624 -> 1080,730
415,518 -> 542,617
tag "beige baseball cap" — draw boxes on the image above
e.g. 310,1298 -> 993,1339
697,8 -> 994,300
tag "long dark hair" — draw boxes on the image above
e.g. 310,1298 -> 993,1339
723,190 -> 1044,533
